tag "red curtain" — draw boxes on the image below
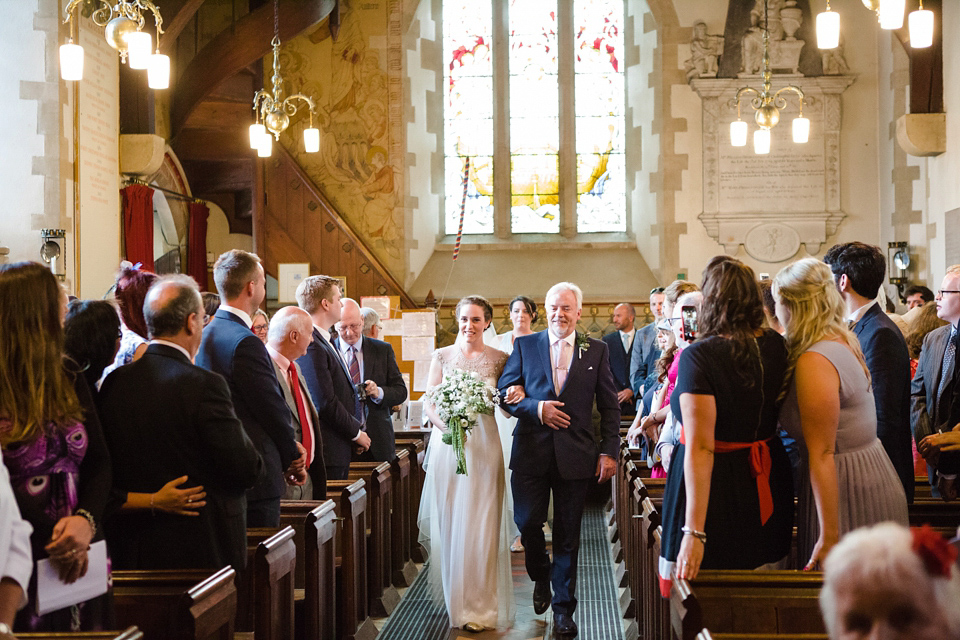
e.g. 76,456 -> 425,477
121,184 -> 155,271
187,201 -> 210,289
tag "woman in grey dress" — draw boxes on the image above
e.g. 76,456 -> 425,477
773,258 -> 908,570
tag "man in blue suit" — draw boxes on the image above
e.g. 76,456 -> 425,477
601,302 -> 637,416
196,250 -> 304,527
498,282 -> 620,639
825,242 -> 914,503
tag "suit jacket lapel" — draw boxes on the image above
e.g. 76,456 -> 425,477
539,331 -> 554,393
319,330 -> 352,381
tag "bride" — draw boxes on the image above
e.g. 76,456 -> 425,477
418,296 -> 520,632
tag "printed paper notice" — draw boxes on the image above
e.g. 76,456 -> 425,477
405,400 -> 424,428
380,318 -> 402,336
37,540 -> 109,615
402,336 -> 434,362
360,296 -> 391,319
402,311 -> 436,337
277,263 -> 310,303
413,359 -> 432,392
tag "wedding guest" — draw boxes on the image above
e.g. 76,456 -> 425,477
360,307 -> 383,339
495,295 -> 538,552
63,300 -> 121,393
819,522 -> 960,640
906,301 -> 947,377
905,284 -> 935,311
758,279 -> 784,334
0,451 -> 32,636
201,292 -> 220,326
824,242 -> 914,502
602,303 -> 637,415
101,264 -> 157,379
630,287 -> 666,406
251,309 -> 269,344
662,257 -> 793,592
775,258 -> 908,569
0,262 -> 112,632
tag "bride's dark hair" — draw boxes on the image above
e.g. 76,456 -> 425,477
456,295 -> 493,325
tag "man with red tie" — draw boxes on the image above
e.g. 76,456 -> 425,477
266,306 -> 326,499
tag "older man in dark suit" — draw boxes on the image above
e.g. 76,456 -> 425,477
498,282 -> 620,639
825,242 -> 914,503
99,275 -> 263,571
266,306 -> 327,499
332,299 -> 407,462
195,250 -> 303,527
295,276 -> 372,481
914,265 -> 960,499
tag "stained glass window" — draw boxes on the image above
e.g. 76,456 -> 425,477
509,0 -> 559,234
574,0 -> 625,232
443,1 -> 626,237
443,1 -> 493,234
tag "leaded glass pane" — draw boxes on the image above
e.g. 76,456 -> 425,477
444,1 -> 493,234
574,0 -> 626,232
509,0 -> 560,234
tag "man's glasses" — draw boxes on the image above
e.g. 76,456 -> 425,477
339,323 -> 364,332
937,290 -> 960,298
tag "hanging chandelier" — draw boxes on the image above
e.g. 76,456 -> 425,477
816,0 -> 934,50
60,1 -> 170,89
729,2 -> 808,155
248,0 -> 320,158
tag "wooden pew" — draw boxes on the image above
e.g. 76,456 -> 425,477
113,569 -> 215,639
327,479 -> 378,640
236,528 -> 280,634
280,500 -> 338,640
395,437 -> 427,563
670,571 -> 825,640
349,461 -> 401,616
177,567 -> 237,640
18,630 -> 144,640
252,527 -> 297,640
909,497 -> 960,529
390,448 -> 418,586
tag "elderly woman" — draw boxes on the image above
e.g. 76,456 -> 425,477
661,256 -> 794,594
0,262 -> 112,631
820,522 -> 960,639
774,258 -> 907,570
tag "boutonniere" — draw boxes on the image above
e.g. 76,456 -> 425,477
575,332 -> 590,358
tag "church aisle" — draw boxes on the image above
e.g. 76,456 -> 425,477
377,504 -> 625,640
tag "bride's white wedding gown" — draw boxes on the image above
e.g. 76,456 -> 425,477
418,346 -> 516,630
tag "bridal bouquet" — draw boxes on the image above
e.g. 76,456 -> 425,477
424,369 -> 500,475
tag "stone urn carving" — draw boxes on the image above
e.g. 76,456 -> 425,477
781,0 -> 803,40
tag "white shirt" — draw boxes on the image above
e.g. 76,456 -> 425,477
337,337 -> 384,403
149,339 -> 193,362
846,300 -> 877,327
0,451 -> 32,608
537,332 -> 577,422
220,304 -> 253,329
266,345 -> 316,463
619,328 -> 636,352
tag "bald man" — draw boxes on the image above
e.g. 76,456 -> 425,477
99,275 -> 263,571
602,303 -> 636,416
266,307 -> 326,499
333,299 -> 407,462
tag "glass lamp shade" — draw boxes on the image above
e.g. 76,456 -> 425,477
249,123 -> 267,149
60,42 -> 84,81
878,0 -> 906,29
257,133 -> 273,158
909,9 -> 934,48
303,127 -> 320,153
730,120 -> 748,147
126,31 -> 152,69
792,117 -> 810,143
147,53 -> 169,89
816,10 -> 840,49
753,128 -> 771,155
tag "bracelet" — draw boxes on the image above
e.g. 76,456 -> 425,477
682,526 -> 707,544
75,508 -> 97,538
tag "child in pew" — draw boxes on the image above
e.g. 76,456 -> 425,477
820,522 -> 960,640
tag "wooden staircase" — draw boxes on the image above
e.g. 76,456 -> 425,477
156,0 -> 413,305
